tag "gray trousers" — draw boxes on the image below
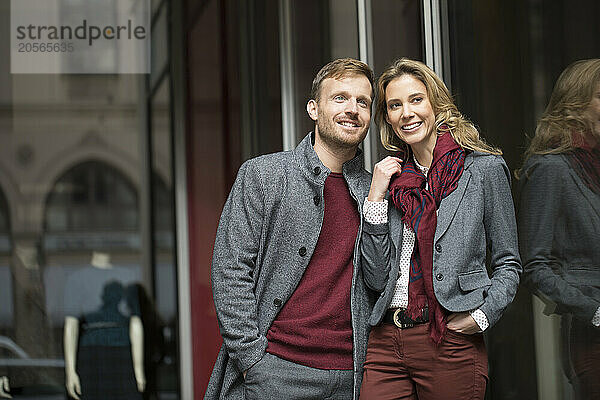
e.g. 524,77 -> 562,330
243,352 -> 354,400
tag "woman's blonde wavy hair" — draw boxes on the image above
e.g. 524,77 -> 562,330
375,58 -> 501,157
524,58 -> 600,159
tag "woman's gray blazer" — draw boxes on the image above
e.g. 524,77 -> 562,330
362,152 -> 522,328
518,154 -> 600,321
205,133 -> 373,399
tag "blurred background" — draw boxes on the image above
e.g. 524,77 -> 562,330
0,0 -> 598,398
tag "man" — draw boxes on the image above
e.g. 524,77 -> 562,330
205,58 -> 374,400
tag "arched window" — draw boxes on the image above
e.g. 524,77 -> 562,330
43,161 -> 139,251
45,161 -> 138,232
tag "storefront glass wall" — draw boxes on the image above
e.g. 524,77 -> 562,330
368,0 -> 424,163
149,1 -> 180,394
444,1 -> 600,399
0,0 -> 180,398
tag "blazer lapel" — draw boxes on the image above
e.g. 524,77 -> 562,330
571,168 -> 600,217
434,154 -> 473,242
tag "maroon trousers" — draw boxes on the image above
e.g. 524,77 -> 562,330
360,322 -> 488,400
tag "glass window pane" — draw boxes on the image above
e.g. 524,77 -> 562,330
445,1 -> 600,398
151,7 -> 169,87
370,0 -> 424,163
45,162 -> 138,232
150,75 -> 179,396
1,2 -> 179,397
371,0 -> 424,75
289,0 -> 360,144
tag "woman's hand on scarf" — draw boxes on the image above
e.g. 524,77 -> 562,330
368,156 -> 403,202
446,312 -> 480,334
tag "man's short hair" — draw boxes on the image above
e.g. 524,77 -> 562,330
310,58 -> 374,102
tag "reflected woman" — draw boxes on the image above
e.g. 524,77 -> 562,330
359,58 -> 521,399
518,59 -> 600,400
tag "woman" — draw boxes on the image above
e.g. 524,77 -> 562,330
518,59 -> 600,399
359,58 -> 521,399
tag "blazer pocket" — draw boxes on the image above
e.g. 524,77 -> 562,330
566,266 -> 600,287
458,270 -> 492,291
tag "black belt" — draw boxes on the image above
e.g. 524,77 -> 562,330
383,307 -> 429,329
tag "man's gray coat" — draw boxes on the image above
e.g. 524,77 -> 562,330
362,152 -> 522,328
205,133 -> 373,399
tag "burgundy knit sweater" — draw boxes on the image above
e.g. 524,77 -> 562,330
266,172 -> 358,369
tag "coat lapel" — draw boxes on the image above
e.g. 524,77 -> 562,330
434,153 -> 474,242
570,167 -> 600,218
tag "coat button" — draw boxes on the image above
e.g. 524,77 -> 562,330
273,298 -> 283,307
313,166 -> 321,175
298,246 -> 307,256
436,273 -> 444,281
313,195 -> 320,206
435,243 -> 442,252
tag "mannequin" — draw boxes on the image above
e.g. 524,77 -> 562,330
64,316 -> 81,399
0,376 -> 10,398
63,253 -> 145,399
130,316 -> 147,393
64,316 -> 146,399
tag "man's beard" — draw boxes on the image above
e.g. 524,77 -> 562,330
316,117 -> 367,149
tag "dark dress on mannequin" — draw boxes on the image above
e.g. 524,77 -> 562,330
68,279 -> 142,400
65,267 -> 142,400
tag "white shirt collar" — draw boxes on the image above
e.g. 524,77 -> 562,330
413,155 -> 429,176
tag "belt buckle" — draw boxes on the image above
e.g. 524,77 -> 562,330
393,308 -> 413,329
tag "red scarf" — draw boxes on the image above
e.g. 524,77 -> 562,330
568,133 -> 600,194
389,132 -> 465,344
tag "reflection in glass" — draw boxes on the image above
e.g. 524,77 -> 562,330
63,263 -> 144,400
150,75 -> 179,398
0,54 -> 155,397
370,0 -> 423,162
288,0 -> 358,144
0,191 -> 11,399
0,376 -> 9,398
45,161 -> 138,234
518,59 -> 600,400
0,190 -> 11,333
